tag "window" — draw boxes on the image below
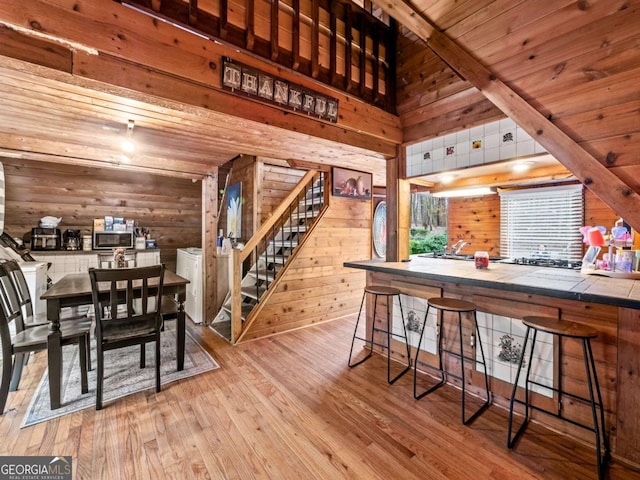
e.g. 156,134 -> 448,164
409,192 -> 448,254
500,184 -> 584,261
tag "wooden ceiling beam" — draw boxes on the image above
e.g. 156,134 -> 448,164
427,164 -> 576,194
383,0 -> 640,231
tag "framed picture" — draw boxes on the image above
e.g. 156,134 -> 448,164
332,167 -> 372,199
226,182 -> 242,239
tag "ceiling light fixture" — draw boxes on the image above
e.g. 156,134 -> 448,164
431,187 -> 497,198
439,173 -> 458,184
511,160 -> 535,173
120,119 -> 136,154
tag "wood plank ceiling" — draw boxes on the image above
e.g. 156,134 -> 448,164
391,0 -> 640,229
0,56 -> 388,182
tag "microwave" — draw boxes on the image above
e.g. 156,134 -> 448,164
93,231 -> 134,250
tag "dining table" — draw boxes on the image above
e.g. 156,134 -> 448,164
41,270 -> 189,410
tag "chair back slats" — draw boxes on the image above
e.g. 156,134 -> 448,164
89,265 -> 165,343
0,263 -> 26,331
1,261 -> 33,324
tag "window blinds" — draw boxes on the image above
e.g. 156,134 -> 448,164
500,184 -> 584,261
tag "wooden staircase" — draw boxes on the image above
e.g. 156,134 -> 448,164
211,170 -> 327,343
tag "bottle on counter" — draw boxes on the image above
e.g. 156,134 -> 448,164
474,251 -> 489,269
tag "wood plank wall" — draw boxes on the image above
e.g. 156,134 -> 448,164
241,194 -> 371,341
447,185 -> 619,258
258,163 -> 305,225
448,194 -> 500,257
396,31 -> 503,142
1,158 -> 201,271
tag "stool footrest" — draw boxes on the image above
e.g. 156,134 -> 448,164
510,397 -> 607,440
526,379 -> 604,410
352,335 -> 395,350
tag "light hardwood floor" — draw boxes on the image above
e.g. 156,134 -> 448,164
1,315 -> 639,479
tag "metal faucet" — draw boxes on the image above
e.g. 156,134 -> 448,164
449,239 -> 464,255
454,241 -> 471,255
449,239 -> 471,255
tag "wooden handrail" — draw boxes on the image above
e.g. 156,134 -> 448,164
238,169 -> 317,264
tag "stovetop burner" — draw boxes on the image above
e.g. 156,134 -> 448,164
501,257 -> 582,269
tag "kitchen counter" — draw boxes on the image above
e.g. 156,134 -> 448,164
344,255 -> 640,465
344,256 -> 640,308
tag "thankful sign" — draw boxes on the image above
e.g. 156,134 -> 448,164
221,57 -> 339,123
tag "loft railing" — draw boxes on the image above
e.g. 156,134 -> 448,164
117,0 -> 396,112
229,169 -> 327,343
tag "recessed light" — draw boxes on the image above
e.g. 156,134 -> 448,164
439,173 -> 458,184
511,160 -> 535,173
121,139 -> 136,154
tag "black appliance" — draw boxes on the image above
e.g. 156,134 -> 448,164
31,227 -> 61,251
92,231 -> 134,250
499,257 -> 582,269
63,229 -> 82,250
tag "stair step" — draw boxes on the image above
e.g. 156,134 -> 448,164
259,254 -> 288,265
219,303 -> 255,320
240,284 -> 267,300
291,209 -> 320,219
281,224 -> 309,233
248,269 -> 276,281
298,198 -> 323,208
269,239 -> 299,248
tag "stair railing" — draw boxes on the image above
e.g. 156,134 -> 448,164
229,169 -> 327,342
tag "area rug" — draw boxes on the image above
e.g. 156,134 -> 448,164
22,325 -> 219,427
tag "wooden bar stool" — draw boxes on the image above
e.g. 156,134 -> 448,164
507,316 -> 609,480
348,285 -> 412,384
414,297 -> 490,425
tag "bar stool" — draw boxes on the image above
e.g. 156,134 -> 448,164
348,285 -> 412,384
413,297 -> 490,425
507,316 -> 609,479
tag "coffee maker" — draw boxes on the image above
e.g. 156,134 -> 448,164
63,229 -> 82,251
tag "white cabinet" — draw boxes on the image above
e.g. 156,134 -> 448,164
32,250 -> 161,282
20,261 -> 48,322
176,248 -> 203,324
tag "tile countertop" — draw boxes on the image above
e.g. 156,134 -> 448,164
344,256 -> 640,309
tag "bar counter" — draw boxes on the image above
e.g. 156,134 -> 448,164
344,255 -> 640,466
344,256 -> 640,309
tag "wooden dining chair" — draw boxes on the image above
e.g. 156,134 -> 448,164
0,261 -> 91,414
0,260 -> 92,388
89,264 -> 165,410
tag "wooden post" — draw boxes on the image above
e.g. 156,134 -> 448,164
397,148 -> 410,262
230,249 -> 243,343
386,157 -> 398,261
202,171 -> 218,325
386,149 -> 410,262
